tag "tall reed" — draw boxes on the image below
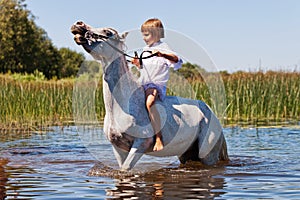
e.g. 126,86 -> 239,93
219,71 -> 300,124
167,70 -> 300,125
0,70 -> 299,130
0,75 -> 70,129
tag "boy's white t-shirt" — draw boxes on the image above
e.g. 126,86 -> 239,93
138,40 -> 183,97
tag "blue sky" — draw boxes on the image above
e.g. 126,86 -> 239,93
26,0 -> 300,72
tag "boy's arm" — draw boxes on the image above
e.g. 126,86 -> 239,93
155,51 -> 179,63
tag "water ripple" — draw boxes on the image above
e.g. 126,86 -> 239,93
0,126 -> 299,199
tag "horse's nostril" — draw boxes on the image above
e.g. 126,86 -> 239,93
76,21 -> 83,25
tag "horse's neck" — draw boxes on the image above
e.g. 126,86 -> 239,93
102,55 -> 152,137
102,55 -> 139,118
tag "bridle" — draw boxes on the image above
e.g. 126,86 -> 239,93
87,32 -> 158,67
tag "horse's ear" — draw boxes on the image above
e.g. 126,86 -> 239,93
120,32 -> 129,40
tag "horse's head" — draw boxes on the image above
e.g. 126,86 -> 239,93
71,21 -> 127,62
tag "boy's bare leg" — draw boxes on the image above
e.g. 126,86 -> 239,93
150,105 -> 163,151
145,88 -> 164,151
153,130 -> 163,151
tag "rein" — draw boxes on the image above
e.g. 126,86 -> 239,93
88,32 -> 158,67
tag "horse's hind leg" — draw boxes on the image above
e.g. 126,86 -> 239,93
197,110 -> 224,165
199,133 -> 226,165
219,136 -> 229,161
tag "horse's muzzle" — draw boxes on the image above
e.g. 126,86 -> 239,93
73,34 -> 87,45
71,22 -> 89,45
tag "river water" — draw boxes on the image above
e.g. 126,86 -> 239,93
0,125 -> 300,199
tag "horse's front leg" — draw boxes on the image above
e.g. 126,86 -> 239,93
121,137 -> 153,171
112,145 -> 129,168
108,131 -> 134,168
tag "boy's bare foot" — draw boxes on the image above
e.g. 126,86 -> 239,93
153,138 -> 164,151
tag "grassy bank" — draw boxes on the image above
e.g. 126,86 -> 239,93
0,74 -> 74,131
0,71 -> 299,131
222,71 -> 300,125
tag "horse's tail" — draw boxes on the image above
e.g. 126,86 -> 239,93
219,134 -> 229,161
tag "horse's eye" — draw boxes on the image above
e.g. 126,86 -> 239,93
104,30 -> 113,37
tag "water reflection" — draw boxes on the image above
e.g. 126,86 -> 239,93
104,162 -> 227,199
0,159 -> 8,200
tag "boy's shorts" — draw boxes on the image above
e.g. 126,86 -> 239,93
143,83 -> 166,101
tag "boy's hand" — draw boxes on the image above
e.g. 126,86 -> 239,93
131,52 -> 141,68
131,58 -> 140,67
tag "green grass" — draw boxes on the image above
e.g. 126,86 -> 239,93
0,74 -> 73,130
169,70 -> 300,125
0,70 -> 299,131
219,71 -> 300,125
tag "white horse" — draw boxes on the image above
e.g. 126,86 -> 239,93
71,21 -> 228,171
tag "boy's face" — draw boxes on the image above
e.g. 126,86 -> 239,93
142,31 -> 158,46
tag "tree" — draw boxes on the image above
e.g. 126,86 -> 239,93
176,62 -> 206,81
0,0 -> 84,79
58,48 -> 85,78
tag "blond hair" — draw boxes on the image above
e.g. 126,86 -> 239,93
141,18 -> 165,39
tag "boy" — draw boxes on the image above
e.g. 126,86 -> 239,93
132,18 -> 183,151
